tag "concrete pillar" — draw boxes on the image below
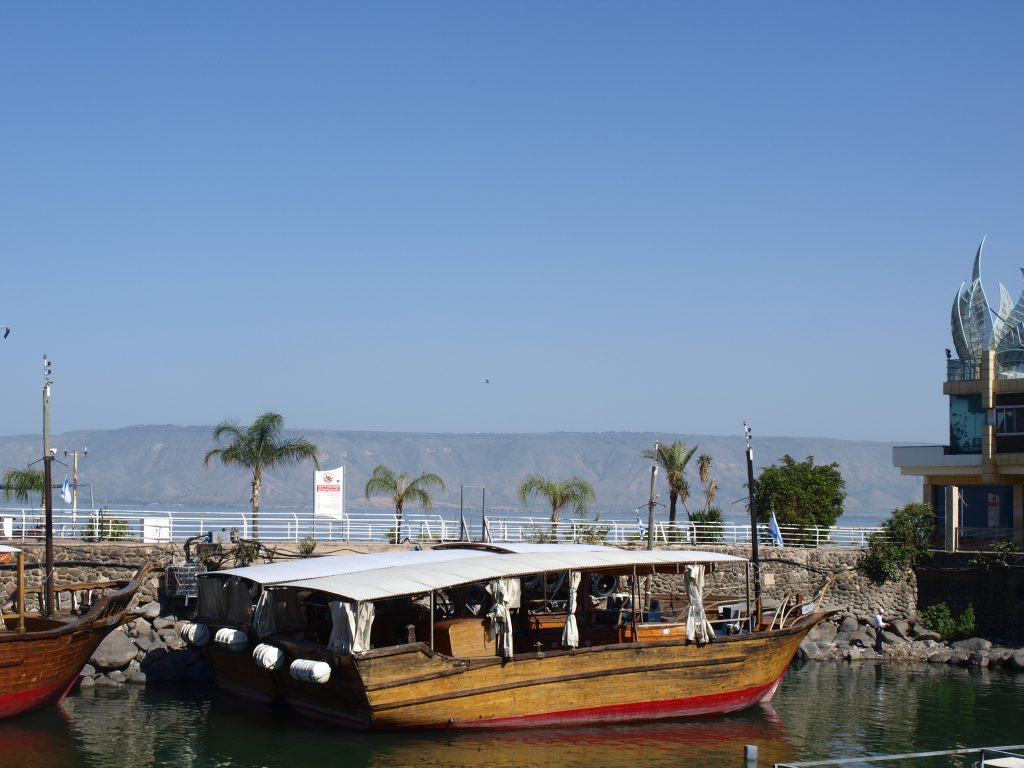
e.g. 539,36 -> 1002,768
1015,485 -> 1024,547
945,485 -> 960,552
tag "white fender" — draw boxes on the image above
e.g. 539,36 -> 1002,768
213,627 -> 248,651
180,622 -> 211,648
252,643 -> 286,671
289,658 -> 331,684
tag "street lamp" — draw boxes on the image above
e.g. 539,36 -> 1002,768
64,448 -> 87,531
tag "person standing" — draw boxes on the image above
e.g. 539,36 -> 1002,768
873,608 -> 889,653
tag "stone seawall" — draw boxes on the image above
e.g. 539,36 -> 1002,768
3,541 -> 1019,687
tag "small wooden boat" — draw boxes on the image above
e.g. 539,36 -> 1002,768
0,544 -> 151,719
187,543 -> 830,730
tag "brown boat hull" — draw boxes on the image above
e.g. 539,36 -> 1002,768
270,613 -> 823,730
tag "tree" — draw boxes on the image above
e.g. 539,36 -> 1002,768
203,412 -> 320,540
697,453 -> 718,513
364,465 -> 447,544
752,454 -> 846,529
1,468 -> 45,507
518,475 -> 596,533
641,441 -> 698,525
862,502 -> 935,582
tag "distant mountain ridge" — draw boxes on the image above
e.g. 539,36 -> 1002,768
0,426 -> 921,526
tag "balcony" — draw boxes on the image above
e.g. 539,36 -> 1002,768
892,444 -> 982,473
947,358 -> 980,382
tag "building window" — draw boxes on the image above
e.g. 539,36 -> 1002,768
950,395 -> 984,454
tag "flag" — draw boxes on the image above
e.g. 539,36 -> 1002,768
636,509 -> 647,539
61,474 -> 72,504
768,509 -> 784,547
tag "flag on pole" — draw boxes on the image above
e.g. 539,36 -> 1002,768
768,509 -> 784,547
61,474 -> 72,504
636,509 -> 647,539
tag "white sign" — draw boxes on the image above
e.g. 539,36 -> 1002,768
314,467 -> 345,519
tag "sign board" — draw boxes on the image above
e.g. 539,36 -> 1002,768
315,467 -> 345,519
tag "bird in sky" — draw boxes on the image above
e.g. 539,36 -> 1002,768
484,378 -> 490,384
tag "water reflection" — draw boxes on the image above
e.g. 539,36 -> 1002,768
6,664 -> 1020,768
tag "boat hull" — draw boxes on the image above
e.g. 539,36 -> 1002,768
272,613 -> 821,730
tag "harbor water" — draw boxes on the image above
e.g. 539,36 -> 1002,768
3,661 -> 1022,768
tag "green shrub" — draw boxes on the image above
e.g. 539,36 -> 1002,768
919,602 -> 976,640
689,506 -> 724,543
863,502 -> 935,582
298,536 -> 317,557
574,512 -> 612,544
81,512 -> 134,541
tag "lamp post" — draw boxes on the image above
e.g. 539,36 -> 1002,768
744,422 -> 762,627
646,441 -> 659,551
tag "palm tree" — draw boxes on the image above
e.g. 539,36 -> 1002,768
697,453 -> 718,511
203,412 -> 320,540
518,475 -> 596,534
1,468 -> 45,507
364,465 -> 447,544
642,441 -> 698,526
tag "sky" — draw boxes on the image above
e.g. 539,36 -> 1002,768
2,3 -> 1023,445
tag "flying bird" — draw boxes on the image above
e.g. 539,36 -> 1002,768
484,378 -> 490,384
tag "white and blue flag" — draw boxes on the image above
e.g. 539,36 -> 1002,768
61,474 -> 72,504
636,509 -> 647,539
768,509 -> 784,547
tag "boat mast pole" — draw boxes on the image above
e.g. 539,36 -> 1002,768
645,441 -> 658,551
744,422 -> 762,629
42,356 -> 54,617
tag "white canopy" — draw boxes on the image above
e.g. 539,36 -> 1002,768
273,546 -> 743,603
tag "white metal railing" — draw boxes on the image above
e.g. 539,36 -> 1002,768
0,506 -> 883,548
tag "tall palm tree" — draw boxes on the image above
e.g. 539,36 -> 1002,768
642,441 -> 698,525
1,468 -> 45,507
698,453 -> 718,511
518,475 -> 596,533
364,465 -> 447,544
203,412 -> 320,540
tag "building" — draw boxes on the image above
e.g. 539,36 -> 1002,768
893,239 -> 1024,552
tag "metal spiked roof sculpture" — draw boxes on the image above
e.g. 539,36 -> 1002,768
952,237 -> 1024,368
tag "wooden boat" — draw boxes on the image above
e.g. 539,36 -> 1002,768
0,544 -> 151,719
186,543 -> 830,730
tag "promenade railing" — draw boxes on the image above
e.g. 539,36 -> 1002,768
0,506 -> 882,548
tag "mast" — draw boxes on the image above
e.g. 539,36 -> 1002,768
744,422 -> 762,627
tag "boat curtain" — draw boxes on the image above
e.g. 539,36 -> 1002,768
196,578 -> 228,621
226,578 -> 256,626
684,564 -> 715,644
329,601 -> 375,654
252,590 -> 276,638
271,589 -> 307,631
561,571 -> 581,648
486,577 -> 520,658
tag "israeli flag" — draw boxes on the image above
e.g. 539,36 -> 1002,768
768,509 -> 784,547
636,509 -> 647,538
61,474 -> 72,504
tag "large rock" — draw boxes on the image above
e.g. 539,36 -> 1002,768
838,614 -> 859,633
889,620 -> 911,640
91,630 -> 139,670
1012,649 -> 1024,671
137,601 -> 162,619
952,637 -> 992,653
798,637 -> 823,660
914,629 -> 942,642
816,622 -> 838,644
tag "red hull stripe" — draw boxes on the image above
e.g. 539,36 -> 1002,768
0,675 -> 79,719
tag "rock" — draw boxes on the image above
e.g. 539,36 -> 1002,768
93,675 -> 123,688
816,623 -> 838,644
799,637 -> 823,660
126,671 -> 147,685
951,649 -> 972,666
850,629 -> 873,648
138,601 -> 162,619
839,615 -> 859,633
889,620 -> 911,640
914,629 -> 942,642
952,637 -> 992,653
78,676 -> 95,688
152,617 -> 176,631
881,629 -> 903,645
107,669 -> 127,683
968,651 -> 989,668
989,647 -> 1014,666
928,650 -> 953,664
80,663 -> 96,678
91,630 -> 140,670
1011,649 -> 1024,671
835,631 -> 853,645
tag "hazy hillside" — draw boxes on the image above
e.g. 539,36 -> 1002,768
0,427 -> 922,525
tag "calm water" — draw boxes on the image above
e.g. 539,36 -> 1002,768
4,662 -> 1022,768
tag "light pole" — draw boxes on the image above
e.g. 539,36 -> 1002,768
42,355 -> 52,458
646,441 -> 659,551
65,448 -> 87,532
744,421 -> 762,627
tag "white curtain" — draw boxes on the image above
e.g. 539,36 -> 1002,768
354,602 -> 375,653
486,578 -> 519,658
252,590 -> 277,638
562,571 -> 581,648
328,600 -> 354,652
685,564 -> 715,644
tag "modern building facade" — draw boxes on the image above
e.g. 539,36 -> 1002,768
893,239 -> 1024,552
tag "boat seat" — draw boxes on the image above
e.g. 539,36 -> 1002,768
433,618 -> 496,657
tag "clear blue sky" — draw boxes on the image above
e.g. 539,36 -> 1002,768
2,2 -> 1023,444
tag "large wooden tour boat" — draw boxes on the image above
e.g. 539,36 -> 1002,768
186,543 -> 830,730
0,544 -> 151,719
